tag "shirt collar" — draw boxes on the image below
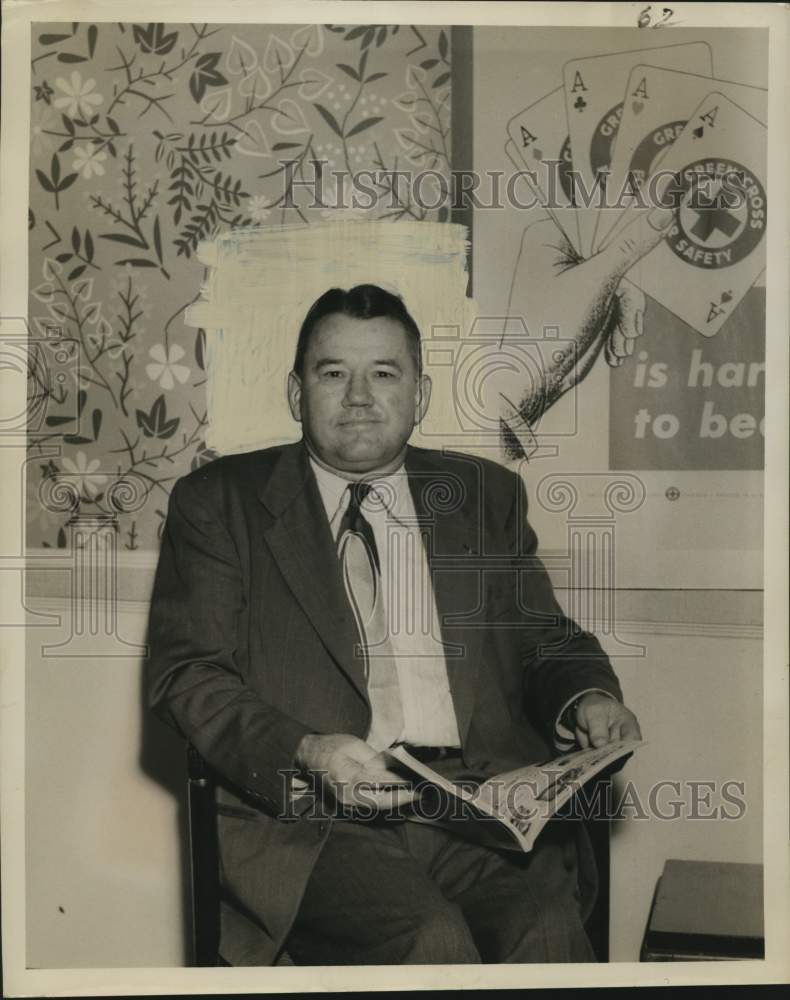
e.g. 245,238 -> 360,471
309,456 -> 411,525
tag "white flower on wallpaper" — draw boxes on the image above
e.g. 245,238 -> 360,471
72,145 -> 107,179
61,451 -> 108,499
146,344 -> 191,390
53,71 -> 103,118
246,195 -> 271,222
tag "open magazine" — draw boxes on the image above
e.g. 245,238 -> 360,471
386,739 -> 643,853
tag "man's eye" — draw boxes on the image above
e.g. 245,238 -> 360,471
374,370 -> 396,378
323,369 -> 345,378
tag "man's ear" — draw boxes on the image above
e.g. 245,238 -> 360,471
287,371 -> 302,423
415,372 -> 432,425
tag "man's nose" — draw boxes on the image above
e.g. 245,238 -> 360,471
343,373 -> 373,406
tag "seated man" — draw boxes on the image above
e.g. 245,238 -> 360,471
147,283 -> 641,966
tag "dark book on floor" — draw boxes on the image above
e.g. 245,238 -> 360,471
642,859 -> 764,960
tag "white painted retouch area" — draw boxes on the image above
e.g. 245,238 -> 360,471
187,220 -> 477,456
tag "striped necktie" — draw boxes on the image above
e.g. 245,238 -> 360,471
338,481 -> 380,574
337,482 -> 404,751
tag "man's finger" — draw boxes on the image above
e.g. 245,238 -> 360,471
575,726 -> 590,749
604,289 -> 634,368
580,705 -> 612,748
604,338 -> 623,367
618,283 -> 646,342
598,204 -> 675,280
620,716 -> 643,741
609,325 -> 629,359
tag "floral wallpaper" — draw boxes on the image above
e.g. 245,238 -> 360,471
27,22 -> 453,552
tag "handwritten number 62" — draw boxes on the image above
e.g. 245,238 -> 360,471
638,5 -> 675,28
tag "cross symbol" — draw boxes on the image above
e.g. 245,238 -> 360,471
665,486 -> 680,502
689,191 -> 740,242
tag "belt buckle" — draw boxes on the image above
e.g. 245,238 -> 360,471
405,744 -> 450,764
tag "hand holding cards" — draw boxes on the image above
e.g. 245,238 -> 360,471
504,45 -> 767,338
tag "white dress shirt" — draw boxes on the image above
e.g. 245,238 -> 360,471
308,456 -> 614,751
311,457 -> 461,747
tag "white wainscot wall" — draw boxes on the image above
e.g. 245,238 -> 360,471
23,589 -> 762,967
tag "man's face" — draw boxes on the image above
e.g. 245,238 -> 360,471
287,313 -> 431,475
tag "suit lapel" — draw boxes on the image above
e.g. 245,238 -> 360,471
258,443 -> 487,740
405,447 -> 485,744
258,444 -> 368,704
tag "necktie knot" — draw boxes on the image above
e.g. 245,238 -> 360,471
339,481 -> 380,574
348,481 -> 373,519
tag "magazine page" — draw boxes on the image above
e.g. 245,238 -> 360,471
473,739 -> 644,850
387,739 -> 643,853
386,744 -> 492,811
386,745 -> 532,851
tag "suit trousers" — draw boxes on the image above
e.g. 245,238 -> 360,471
283,815 -> 597,965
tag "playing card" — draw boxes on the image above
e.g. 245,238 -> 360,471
595,66 -> 766,251
563,41 -> 713,256
506,86 -> 580,251
504,138 -> 542,209
625,92 -> 767,337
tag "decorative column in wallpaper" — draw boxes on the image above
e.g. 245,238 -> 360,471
27,22 -> 454,552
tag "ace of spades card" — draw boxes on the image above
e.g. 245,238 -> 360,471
595,65 -> 766,252
562,41 -> 713,257
625,92 -> 767,338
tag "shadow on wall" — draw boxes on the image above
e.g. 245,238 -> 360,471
137,646 -> 193,966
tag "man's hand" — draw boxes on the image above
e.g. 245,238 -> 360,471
501,203 -> 676,421
296,733 -> 416,810
573,692 -> 642,749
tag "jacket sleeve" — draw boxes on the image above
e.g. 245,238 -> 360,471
503,472 -> 624,743
146,474 -> 313,817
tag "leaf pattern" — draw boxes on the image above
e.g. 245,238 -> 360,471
132,23 -> 179,56
28,21 -> 452,551
136,394 -> 179,439
189,53 -> 228,103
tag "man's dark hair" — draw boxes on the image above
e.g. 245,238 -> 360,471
292,284 -> 422,376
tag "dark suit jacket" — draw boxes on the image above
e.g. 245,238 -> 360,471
147,441 -> 623,965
